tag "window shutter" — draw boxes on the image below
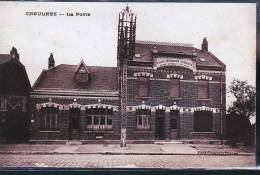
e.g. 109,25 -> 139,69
170,79 -> 180,97
198,80 -> 209,99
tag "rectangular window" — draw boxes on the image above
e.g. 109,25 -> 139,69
86,109 -> 113,130
136,109 -> 150,130
138,77 -> 150,97
41,108 -> 59,130
170,79 -> 180,97
198,80 -> 209,99
194,111 -> 213,132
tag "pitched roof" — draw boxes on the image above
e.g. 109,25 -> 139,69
33,64 -> 118,91
0,54 -> 24,68
134,40 -> 225,69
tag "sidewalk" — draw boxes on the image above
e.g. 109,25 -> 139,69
0,143 -> 255,156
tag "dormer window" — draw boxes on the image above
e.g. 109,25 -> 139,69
75,60 -> 89,83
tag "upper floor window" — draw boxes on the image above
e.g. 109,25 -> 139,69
75,60 -> 89,83
86,108 -> 113,131
170,79 -> 180,97
138,77 -> 150,97
40,107 -> 59,130
136,109 -> 150,130
198,80 -> 209,99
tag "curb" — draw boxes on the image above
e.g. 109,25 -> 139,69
0,151 -> 255,156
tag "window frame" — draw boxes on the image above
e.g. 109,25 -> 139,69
40,107 -> 59,130
137,76 -> 150,97
170,78 -> 180,98
85,108 -> 113,131
136,109 -> 151,130
197,80 -> 209,99
193,111 -> 213,132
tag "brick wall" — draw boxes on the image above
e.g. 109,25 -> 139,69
127,67 -> 226,140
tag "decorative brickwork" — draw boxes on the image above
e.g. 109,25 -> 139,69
30,6 -> 226,142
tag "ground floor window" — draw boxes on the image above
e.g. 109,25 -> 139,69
136,109 -> 150,130
86,108 -> 113,130
40,108 -> 59,130
194,111 -> 213,132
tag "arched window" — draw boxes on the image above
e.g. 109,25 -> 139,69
40,107 -> 59,130
136,109 -> 150,130
86,108 -> 113,131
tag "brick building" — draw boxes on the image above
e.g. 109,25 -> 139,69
30,6 -> 226,143
0,47 -> 31,143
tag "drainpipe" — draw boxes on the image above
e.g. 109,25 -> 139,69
220,70 -> 223,144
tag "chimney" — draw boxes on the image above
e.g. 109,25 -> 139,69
48,53 -> 55,69
201,37 -> 208,52
10,47 -> 19,60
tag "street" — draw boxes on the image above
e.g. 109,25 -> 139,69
0,154 -> 255,168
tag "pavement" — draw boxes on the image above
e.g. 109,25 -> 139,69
0,154 -> 255,168
0,143 -> 255,156
0,143 -> 255,168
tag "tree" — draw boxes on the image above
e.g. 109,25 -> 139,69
228,79 -> 255,120
227,79 -> 256,146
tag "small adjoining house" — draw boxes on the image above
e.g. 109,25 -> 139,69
0,47 -> 31,143
30,6 -> 226,143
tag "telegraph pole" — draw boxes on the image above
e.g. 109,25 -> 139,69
117,5 -> 136,147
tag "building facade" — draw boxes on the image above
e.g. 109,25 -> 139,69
30,6 -> 226,143
0,47 -> 31,143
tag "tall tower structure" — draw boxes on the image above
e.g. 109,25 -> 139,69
117,5 -> 136,147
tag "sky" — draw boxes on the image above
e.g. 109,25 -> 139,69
0,2 -> 256,108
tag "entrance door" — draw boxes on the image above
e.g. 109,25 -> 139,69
170,110 -> 180,140
155,110 -> 165,140
69,109 -> 80,140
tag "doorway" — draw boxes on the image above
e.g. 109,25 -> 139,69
155,110 -> 165,140
170,110 -> 180,140
69,109 -> 80,140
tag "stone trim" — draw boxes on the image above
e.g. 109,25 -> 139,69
31,89 -> 118,97
192,106 -> 217,113
68,99 -> 82,109
31,95 -> 118,101
129,105 -> 219,114
195,75 -> 212,80
36,100 -> 219,113
37,98 -> 63,110
167,73 -> 184,79
169,105 -> 183,112
134,72 -> 153,78
154,104 -> 167,110
133,101 -> 152,111
84,103 -> 116,110
36,99 -> 118,111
